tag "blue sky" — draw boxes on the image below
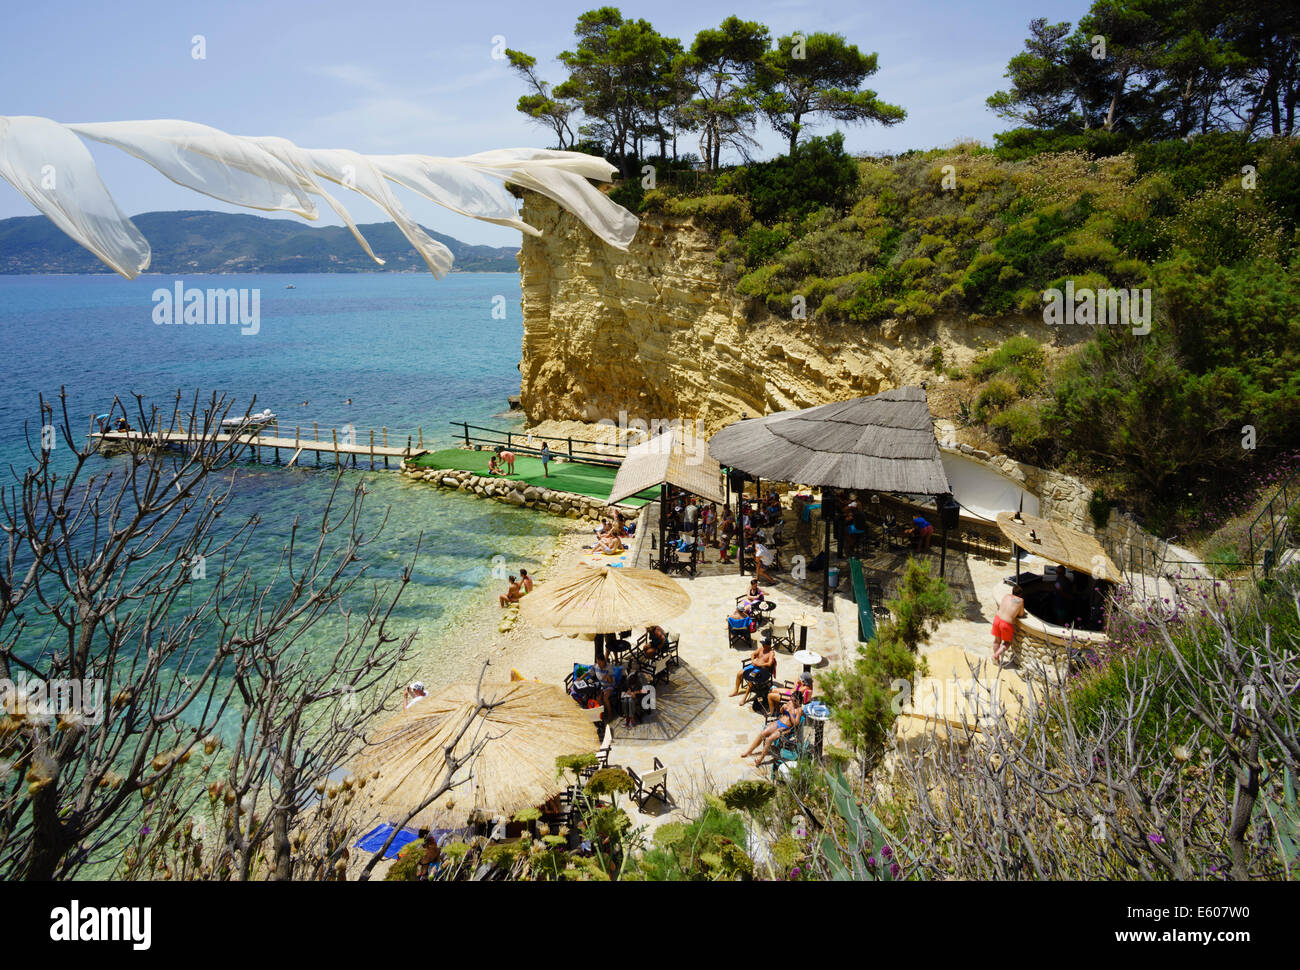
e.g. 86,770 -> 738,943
1,0 -> 1091,246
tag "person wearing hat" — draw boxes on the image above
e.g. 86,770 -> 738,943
404,681 -> 427,709
766,671 -> 813,717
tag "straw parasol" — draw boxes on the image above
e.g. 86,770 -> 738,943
521,563 -> 691,635
356,680 -> 598,829
996,511 -> 1120,580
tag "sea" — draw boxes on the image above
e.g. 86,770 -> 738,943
0,272 -> 563,727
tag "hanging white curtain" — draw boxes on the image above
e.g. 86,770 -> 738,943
0,115 -> 638,279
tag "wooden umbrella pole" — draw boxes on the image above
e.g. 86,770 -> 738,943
822,487 -> 832,612
659,483 -> 668,574
736,472 -> 744,577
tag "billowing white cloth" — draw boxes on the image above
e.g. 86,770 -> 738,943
0,116 -> 638,279
0,116 -> 150,277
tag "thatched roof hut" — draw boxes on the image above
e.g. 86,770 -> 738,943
607,428 -> 726,506
707,387 -> 950,495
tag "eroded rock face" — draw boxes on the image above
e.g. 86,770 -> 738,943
517,192 -> 1088,436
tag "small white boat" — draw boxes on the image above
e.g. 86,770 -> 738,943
285,284 -> 296,289
221,408 -> 276,431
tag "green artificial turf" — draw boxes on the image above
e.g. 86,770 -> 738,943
412,448 -> 657,507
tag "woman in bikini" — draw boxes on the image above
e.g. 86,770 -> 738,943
741,690 -> 804,765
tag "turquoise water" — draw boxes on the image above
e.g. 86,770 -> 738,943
0,272 -> 561,712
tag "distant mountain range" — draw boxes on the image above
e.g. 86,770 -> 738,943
0,210 -> 521,274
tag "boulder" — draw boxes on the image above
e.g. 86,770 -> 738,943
506,490 -> 527,506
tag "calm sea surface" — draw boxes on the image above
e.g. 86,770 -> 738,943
0,272 -> 559,727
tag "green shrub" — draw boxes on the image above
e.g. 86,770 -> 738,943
973,377 -> 1017,422
820,558 -> 955,769
667,194 -> 752,231
990,401 -> 1045,451
1087,490 -> 1113,530
715,133 -> 859,224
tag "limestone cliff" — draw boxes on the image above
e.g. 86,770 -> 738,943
517,191 -> 1089,435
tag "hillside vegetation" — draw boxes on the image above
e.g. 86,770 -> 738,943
630,132 -> 1300,536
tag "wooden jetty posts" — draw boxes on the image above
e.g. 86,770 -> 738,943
91,419 -> 427,472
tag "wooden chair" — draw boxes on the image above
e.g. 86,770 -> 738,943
596,725 -> 614,768
769,621 -> 796,653
739,656 -> 777,708
728,623 -> 755,651
627,757 -> 671,811
642,653 -> 671,685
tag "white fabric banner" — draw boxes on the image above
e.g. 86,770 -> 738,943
0,115 -> 639,278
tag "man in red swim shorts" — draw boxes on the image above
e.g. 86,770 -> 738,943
992,584 -> 1025,664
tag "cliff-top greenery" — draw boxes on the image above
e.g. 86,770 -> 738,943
507,1 -> 1299,535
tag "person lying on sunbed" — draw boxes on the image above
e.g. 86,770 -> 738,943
741,690 -> 804,765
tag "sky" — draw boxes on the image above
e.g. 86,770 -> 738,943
0,0 -> 1092,247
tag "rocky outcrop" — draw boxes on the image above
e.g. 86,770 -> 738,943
516,192 -> 1088,435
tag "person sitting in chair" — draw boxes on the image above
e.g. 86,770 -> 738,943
591,656 -> 618,719
729,639 -> 775,699
767,671 -> 813,717
741,689 -> 804,765
620,665 -> 646,728
644,624 -> 667,659
728,606 -> 758,636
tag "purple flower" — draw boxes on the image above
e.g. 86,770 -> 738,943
890,862 -> 901,878
882,844 -> 893,859
141,825 -> 152,836
1147,833 -> 1164,844
865,855 -> 878,869
790,867 -> 801,879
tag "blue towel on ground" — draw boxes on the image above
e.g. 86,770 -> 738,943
356,823 -> 420,859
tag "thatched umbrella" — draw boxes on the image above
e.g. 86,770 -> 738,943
521,563 -> 691,661
356,680 -> 598,830
996,511 -> 1120,581
709,387 -> 951,610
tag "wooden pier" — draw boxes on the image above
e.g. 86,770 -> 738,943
91,421 -> 428,471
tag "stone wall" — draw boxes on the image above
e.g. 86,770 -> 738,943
399,463 -> 614,520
